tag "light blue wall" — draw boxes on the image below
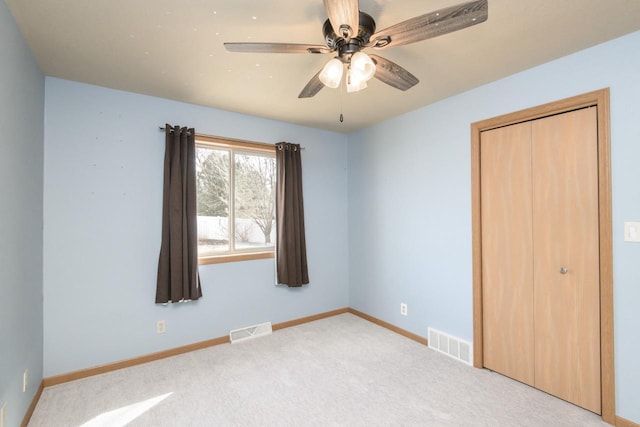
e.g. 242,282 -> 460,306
43,78 -> 349,377
7,0 -> 638,421
348,30 -> 640,423
0,1 -> 45,426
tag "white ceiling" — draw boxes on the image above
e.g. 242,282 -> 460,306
6,0 -> 640,133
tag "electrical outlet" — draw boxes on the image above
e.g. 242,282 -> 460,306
156,320 -> 166,334
1,401 -> 6,427
23,369 -> 28,393
400,303 -> 408,316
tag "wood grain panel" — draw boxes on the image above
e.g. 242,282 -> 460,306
348,308 -> 428,345
594,91 -> 615,425
532,107 -> 601,414
472,88 -> 614,423
480,122 -> 535,386
471,123 -> 484,368
616,416 -> 640,427
20,381 -> 43,427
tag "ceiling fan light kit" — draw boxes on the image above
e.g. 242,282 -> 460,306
319,58 -> 344,88
224,0 -> 488,98
319,52 -> 375,93
348,51 -> 376,91
346,71 -> 367,93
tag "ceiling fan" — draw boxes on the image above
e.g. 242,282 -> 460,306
224,0 -> 488,98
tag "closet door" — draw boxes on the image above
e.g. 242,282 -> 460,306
480,121 -> 534,386
532,107 -> 601,414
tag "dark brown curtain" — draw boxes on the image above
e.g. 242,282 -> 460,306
275,142 -> 309,287
156,124 -> 202,303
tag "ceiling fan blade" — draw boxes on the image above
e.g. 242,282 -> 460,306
369,54 -> 419,91
323,0 -> 359,39
371,0 -> 488,49
298,70 -> 325,98
224,42 -> 331,54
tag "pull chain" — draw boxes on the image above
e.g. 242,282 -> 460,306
339,76 -> 344,123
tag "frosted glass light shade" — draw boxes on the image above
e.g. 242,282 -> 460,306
346,69 -> 367,93
319,58 -> 343,89
350,52 -> 376,82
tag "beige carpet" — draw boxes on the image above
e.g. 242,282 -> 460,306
29,313 -> 608,426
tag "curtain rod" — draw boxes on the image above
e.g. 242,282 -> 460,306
158,126 -> 305,149
159,126 -> 190,135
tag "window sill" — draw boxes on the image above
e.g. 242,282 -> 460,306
198,251 -> 274,265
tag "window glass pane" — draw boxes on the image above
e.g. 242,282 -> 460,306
194,137 -> 276,261
234,152 -> 276,250
196,147 -> 230,256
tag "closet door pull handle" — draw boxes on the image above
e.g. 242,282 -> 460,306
560,267 -> 568,274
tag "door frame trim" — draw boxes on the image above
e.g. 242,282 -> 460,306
470,88 -> 614,423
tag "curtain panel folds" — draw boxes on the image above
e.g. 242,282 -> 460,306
275,142 -> 309,287
156,124 -> 202,303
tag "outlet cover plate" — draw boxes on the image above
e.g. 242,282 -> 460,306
624,221 -> 640,242
157,320 -> 166,334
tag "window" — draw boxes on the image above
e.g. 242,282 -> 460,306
195,135 -> 276,264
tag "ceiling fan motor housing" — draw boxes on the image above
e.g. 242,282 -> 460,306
323,11 -> 376,60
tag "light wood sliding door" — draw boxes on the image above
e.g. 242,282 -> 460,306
532,108 -> 600,413
480,121 -> 534,386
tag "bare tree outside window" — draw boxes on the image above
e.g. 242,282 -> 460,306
195,140 -> 275,260
235,152 -> 276,246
